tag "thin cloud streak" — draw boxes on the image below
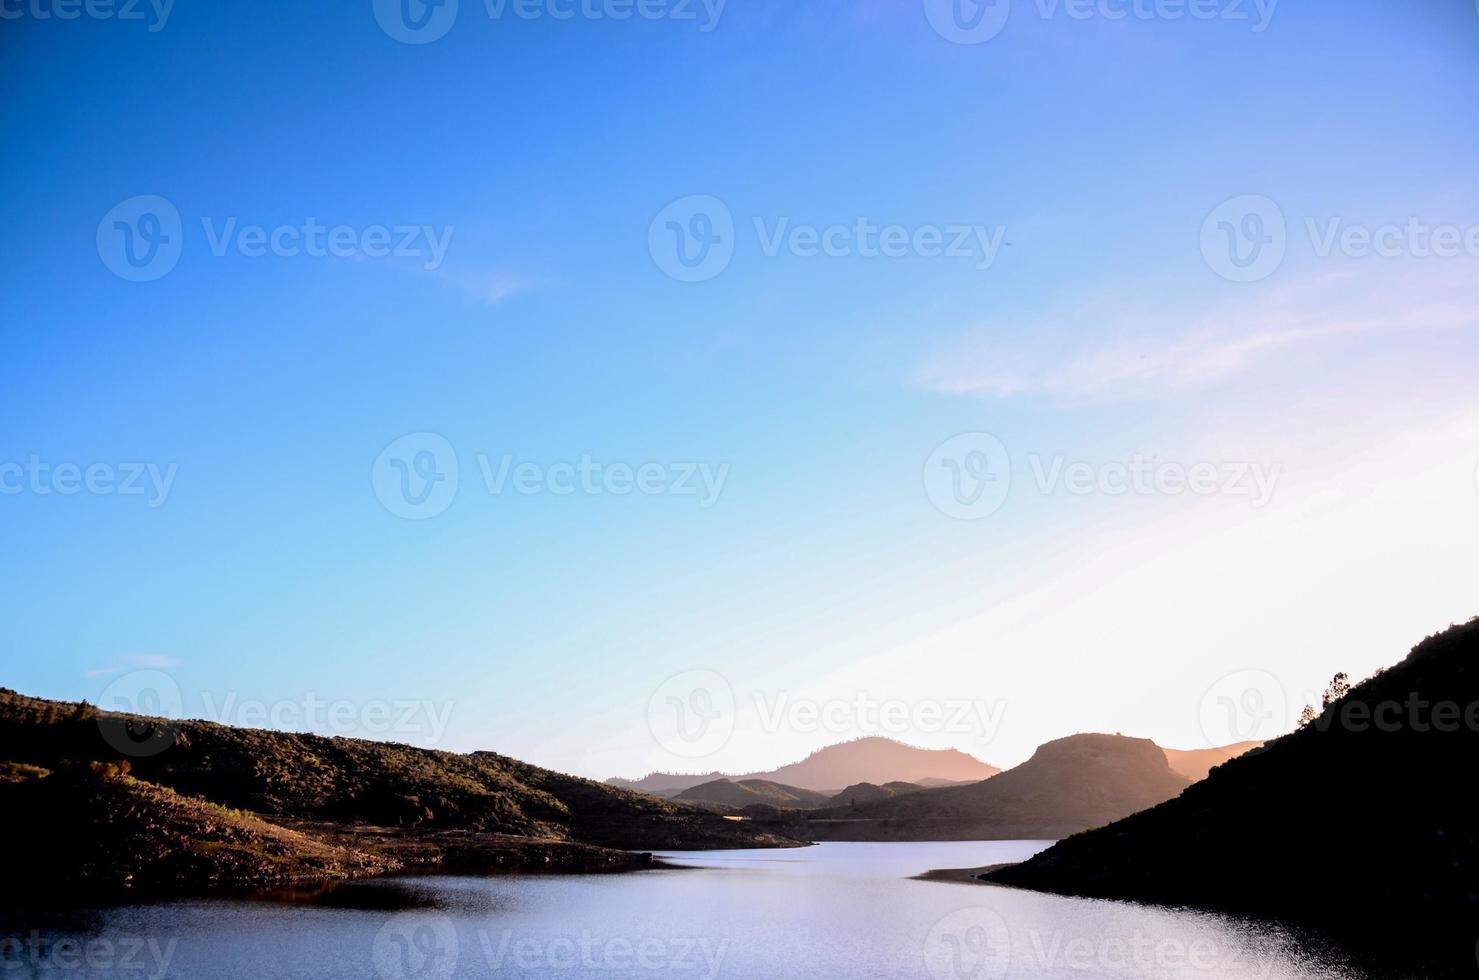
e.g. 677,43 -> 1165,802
915,264 -> 1479,401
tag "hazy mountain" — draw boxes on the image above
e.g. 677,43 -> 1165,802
828,781 -> 924,806
792,733 -> 1189,840
987,618 -> 1479,976
609,737 -> 999,795
0,689 -> 804,899
1161,740 -> 1262,782
675,778 -> 832,808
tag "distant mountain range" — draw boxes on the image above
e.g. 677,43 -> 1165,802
789,733 -> 1191,840
609,736 -> 1001,795
987,617 -> 1479,976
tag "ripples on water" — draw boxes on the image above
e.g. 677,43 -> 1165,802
2,841 -> 1376,980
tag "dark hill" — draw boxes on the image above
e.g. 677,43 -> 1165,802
0,689 -> 804,899
798,734 -> 1189,840
987,618 -> 1479,976
674,778 -> 831,809
828,781 -> 924,806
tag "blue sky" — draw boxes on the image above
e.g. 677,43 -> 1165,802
3,0 -> 1479,777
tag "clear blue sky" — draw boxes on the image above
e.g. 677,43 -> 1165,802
4,0 -> 1478,777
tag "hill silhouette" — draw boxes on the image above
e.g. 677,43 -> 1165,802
1161,740 -> 1261,781
0,689 -> 804,899
674,778 -> 832,808
828,781 -> 924,806
793,733 -> 1188,840
987,618 -> 1479,976
610,737 -> 999,795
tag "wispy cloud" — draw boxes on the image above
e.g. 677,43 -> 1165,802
915,263 -> 1479,401
437,267 -> 536,308
85,653 -> 180,679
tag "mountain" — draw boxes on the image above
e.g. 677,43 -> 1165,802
0,689 -> 804,900
606,772 -> 723,795
986,618 -> 1479,976
790,734 -> 1189,841
1161,740 -> 1262,782
674,778 -> 832,809
609,737 -> 999,795
828,781 -> 923,806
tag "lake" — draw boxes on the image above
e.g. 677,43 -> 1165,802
3,841 -> 1371,980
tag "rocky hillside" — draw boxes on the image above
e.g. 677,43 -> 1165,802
0,689 -> 804,899
987,618 -> 1479,976
795,734 -> 1189,840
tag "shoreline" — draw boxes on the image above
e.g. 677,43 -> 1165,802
911,862 -> 1020,884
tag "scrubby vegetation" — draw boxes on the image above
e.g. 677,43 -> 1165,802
0,688 -> 805,901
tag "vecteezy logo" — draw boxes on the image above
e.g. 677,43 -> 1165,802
1198,668 -> 1288,746
372,913 -> 458,980
923,433 -> 1011,521
96,195 -> 183,282
373,0 -> 458,44
923,907 -> 1011,980
923,0 -> 1010,44
648,195 -> 735,282
1200,194 -> 1287,283
96,670 -> 184,758
372,433 -> 459,520
646,669 -> 736,758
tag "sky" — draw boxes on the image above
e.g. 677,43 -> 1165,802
3,0 -> 1478,779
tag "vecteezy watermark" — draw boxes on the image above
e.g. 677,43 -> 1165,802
1304,694 -> 1479,735
923,433 -> 1013,521
0,932 -> 179,980
372,433 -> 461,520
1199,194 -> 1287,283
1198,668 -> 1288,747
475,930 -> 730,979
1201,193 -> 1479,283
96,196 -> 183,282
373,914 -> 459,980
923,908 -> 1012,980
1028,454 -> 1281,508
922,0 -> 1277,45
373,0 -> 726,44
371,433 -> 731,520
923,436 -> 1280,521
96,195 -> 454,282
1017,928 -> 1279,977
645,670 -> 1007,759
0,0 -> 173,31
476,454 -> 729,507
752,692 -> 1007,746
0,457 -> 178,507
648,195 -> 1008,282
94,670 -> 456,757
647,669 -> 737,759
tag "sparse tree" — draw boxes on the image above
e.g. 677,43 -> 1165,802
1298,705 -> 1318,728
1321,672 -> 1351,709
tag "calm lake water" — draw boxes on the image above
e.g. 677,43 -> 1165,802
5,841 -> 1374,980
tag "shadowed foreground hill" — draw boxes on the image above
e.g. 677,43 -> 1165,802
795,734 -> 1189,840
987,618 -> 1479,975
0,689 -> 803,899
